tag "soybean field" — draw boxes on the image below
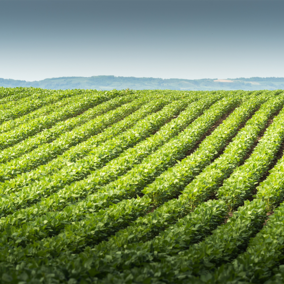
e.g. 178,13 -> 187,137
1,87 -> 284,284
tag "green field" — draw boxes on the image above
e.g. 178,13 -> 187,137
1,87 -> 284,283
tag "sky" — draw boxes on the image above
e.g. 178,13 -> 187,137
0,0 -> 283,81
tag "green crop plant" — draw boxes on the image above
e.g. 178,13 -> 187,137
0,89 -> 284,284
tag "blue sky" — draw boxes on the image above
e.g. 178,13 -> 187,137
0,0 -> 283,81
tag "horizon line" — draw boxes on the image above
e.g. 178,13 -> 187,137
1,75 -> 284,83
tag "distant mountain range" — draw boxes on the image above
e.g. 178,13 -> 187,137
1,76 -> 284,90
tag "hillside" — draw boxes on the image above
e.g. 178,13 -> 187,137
0,87 -> 284,283
1,76 -> 284,90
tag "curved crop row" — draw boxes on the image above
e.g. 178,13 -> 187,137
0,91 -> 77,134
99,199 -> 266,284
0,89 -> 55,112
76,92 -> 284,262
23,91 -> 281,281
0,94 -> 218,243
103,97 -> 284,283
160,92 -> 284,210
205,202 -> 284,284
69,94 -> 241,212
0,94 -> 142,163
0,94 -> 163,183
199,140 -> 284,283
0,88 -> 88,123
0,95 -> 243,264
1,89 -> 283,284
0,88 -> 36,105
0,90 -> 126,151
217,99 -> 284,209
0,94 -> 206,230
0,94 -> 172,196
143,91 -> 275,204
0,98 -> 189,217
0,87 -> 31,99
48,200 -> 229,282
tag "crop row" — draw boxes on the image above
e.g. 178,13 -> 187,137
29,91 -> 280,281
23,90 -> 280,283
0,93 -> 209,231
0,97 -> 205,267
100,92 -> 284,283
0,89 -> 127,151
0,87 -> 30,99
203,202 -> 284,284
68,93 -> 242,212
0,96 -> 191,218
0,89 -> 194,150
0,89 -> 152,134
0,91 -> 246,281
2,90 -> 194,163
0,94 -> 174,196
0,88 -> 90,123
2,90 -> 282,283
199,134 -> 284,283
143,91 -> 276,204
0,94 -> 244,268
0,88 -> 36,105
99,200 -> 266,284
85,91 -> 282,256
0,91 -> 80,134
0,88 -> 55,112
0,93 -> 142,163
58,91 -> 257,251
0,94 -> 160,182
161,91 -> 284,210
0,93 -> 218,246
